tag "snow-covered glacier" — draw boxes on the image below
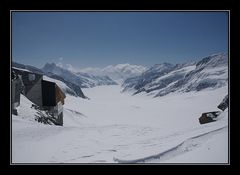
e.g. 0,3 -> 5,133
11,53 -> 229,164
12,85 -> 228,163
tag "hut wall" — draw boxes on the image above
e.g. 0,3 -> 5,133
42,80 -> 56,106
25,78 -> 43,107
55,85 -> 65,105
56,112 -> 63,126
12,78 -> 21,108
11,79 -> 17,109
13,68 -> 43,107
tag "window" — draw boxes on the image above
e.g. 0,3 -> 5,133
28,74 -> 35,81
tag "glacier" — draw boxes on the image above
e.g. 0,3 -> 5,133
12,85 -> 228,163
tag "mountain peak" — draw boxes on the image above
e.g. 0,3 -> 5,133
79,63 -> 147,82
152,62 -> 173,68
42,62 -> 58,70
196,53 -> 227,68
122,53 -> 228,97
44,62 -> 56,66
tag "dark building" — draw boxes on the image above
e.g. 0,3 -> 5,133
199,111 -> 221,124
11,70 -> 24,115
13,68 -> 43,106
12,67 -> 66,126
41,80 -> 66,126
198,95 -> 228,125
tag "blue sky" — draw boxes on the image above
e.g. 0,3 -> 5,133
12,11 -> 228,69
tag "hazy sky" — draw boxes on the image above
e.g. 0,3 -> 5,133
12,11 -> 228,69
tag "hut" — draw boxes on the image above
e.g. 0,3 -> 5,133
12,67 -> 66,125
13,68 -> 43,106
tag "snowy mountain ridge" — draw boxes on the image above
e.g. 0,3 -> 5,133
79,63 -> 148,83
42,63 -> 118,88
13,53 -> 228,98
12,62 -> 87,98
122,53 -> 228,97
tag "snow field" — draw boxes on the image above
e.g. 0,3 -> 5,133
12,85 -> 228,163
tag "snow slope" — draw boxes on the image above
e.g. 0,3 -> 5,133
12,85 -> 228,163
122,53 -> 228,97
158,126 -> 228,163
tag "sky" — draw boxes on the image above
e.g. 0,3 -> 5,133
12,11 -> 228,69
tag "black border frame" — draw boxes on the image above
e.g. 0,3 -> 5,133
9,10 -> 230,166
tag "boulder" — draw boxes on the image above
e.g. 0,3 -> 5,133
199,111 -> 221,124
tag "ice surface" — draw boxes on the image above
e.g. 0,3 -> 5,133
12,85 -> 228,163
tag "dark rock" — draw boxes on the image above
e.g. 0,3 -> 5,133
12,109 -> 18,115
199,111 -> 221,124
217,95 -> 228,111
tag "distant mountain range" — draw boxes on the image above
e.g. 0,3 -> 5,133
122,53 -> 228,97
12,62 -> 87,99
12,53 -> 228,98
42,63 -> 118,88
79,63 -> 148,83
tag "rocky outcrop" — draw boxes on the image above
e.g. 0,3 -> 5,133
199,111 -> 221,124
199,94 -> 228,124
218,94 -> 229,111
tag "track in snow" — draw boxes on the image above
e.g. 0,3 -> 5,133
113,126 -> 228,163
